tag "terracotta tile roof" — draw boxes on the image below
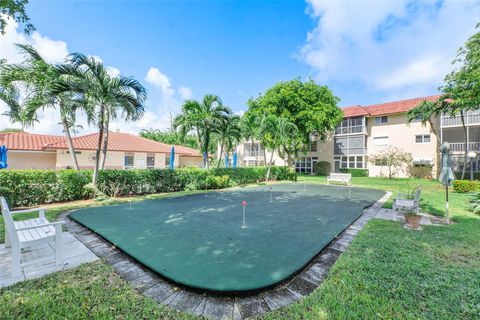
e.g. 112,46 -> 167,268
364,94 -> 442,116
45,131 -> 201,156
340,94 -> 441,118
0,132 -> 65,151
342,105 -> 369,117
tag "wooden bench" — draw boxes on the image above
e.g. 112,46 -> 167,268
393,186 -> 422,214
1,197 -> 64,277
327,173 -> 352,187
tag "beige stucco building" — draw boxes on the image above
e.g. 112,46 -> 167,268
0,131 -> 203,170
223,95 -> 453,178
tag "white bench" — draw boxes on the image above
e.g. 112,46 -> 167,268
393,186 -> 422,215
1,197 -> 64,277
327,173 -> 352,186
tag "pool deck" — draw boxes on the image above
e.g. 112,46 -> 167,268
59,191 -> 393,319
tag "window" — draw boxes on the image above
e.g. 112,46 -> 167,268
356,156 -> 364,168
334,155 -> 365,171
124,153 -> 134,169
373,136 -> 389,146
295,157 -> 318,173
310,141 -> 318,152
147,153 -> 155,169
374,116 -> 388,125
415,134 -> 431,143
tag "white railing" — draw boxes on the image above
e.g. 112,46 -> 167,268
441,111 -> 480,127
449,142 -> 480,152
244,151 -> 265,157
335,125 -> 367,135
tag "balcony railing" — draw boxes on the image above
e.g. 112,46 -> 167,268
243,151 -> 265,157
334,125 -> 367,135
441,111 -> 480,127
334,148 -> 367,155
448,142 -> 480,152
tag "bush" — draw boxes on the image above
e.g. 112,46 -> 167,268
339,168 -> 369,177
407,165 -> 433,179
314,161 -> 331,176
453,180 -> 480,193
0,167 -> 296,208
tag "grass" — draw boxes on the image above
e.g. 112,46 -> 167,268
1,177 -> 479,319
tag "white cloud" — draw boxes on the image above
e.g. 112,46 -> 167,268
106,66 -> 120,77
300,0 -> 480,100
178,85 -> 192,100
145,67 -> 175,97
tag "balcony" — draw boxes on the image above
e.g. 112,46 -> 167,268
448,142 -> 480,152
334,148 -> 368,156
334,125 -> 367,135
441,111 -> 480,128
243,151 -> 265,157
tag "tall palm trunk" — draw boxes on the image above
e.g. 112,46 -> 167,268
460,110 -> 468,180
262,143 -> 267,166
92,106 -> 105,186
265,147 -> 275,181
60,113 -> 79,170
217,139 -> 224,168
100,115 -> 110,170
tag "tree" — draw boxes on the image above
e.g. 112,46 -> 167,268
0,44 -> 86,169
369,146 -> 413,179
54,53 -> 146,185
245,78 -> 342,166
439,23 -> 480,180
406,99 -> 443,142
140,129 -> 199,149
1,0 -> 34,35
173,94 -> 231,169
216,115 -> 242,168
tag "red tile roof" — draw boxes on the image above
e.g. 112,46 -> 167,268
0,131 -> 201,156
341,94 -> 441,118
0,132 -> 64,151
45,132 -> 202,156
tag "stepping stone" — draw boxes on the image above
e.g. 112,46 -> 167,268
315,248 -> 341,265
302,262 -> 328,284
128,271 -> 161,292
287,276 -> 317,296
236,295 -> 270,319
263,287 -> 301,310
202,297 -> 234,320
168,291 -> 205,313
143,281 -> 177,303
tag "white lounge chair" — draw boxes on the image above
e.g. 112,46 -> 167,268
393,186 -> 422,215
1,197 -> 64,277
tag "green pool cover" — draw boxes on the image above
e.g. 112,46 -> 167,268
70,183 -> 384,293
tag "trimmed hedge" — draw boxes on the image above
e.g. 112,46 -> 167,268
452,180 -> 480,193
0,167 -> 296,208
339,168 -> 369,177
314,161 -> 331,176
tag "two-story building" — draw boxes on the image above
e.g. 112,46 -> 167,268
225,95 -> 447,178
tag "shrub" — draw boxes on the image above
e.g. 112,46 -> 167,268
453,180 -> 480,193
339,168 -> 369,177
407,165 -> 433,179
314,161 -> 331,176
0,167 -> 296,208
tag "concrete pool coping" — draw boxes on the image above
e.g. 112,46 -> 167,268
59,190 -> 391,319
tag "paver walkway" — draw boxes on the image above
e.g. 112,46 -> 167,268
0,231 -> 98,288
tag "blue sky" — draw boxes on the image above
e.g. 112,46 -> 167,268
1,0 -> 479,134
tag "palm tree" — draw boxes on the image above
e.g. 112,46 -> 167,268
174,94 -> 231,169
216,115 -> 242,168
0,44 -> 84,169
54,53 -> 146,185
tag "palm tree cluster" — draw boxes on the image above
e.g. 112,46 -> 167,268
0,44 -> 146,185
173,94 -> 241,169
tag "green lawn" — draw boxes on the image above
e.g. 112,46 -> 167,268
1,178 -> 479,319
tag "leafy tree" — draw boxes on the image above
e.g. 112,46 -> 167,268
245,78 -> 342,166
369,146 -> 413,179
406,99 -> 443,142
0,128 -> 23,133
440,23 -> 480,179
0,0 -> 34,35
216,114 -> 242,168
54,53 -> 146,185
173,94 -> 231,169
139,129 -> 199,149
